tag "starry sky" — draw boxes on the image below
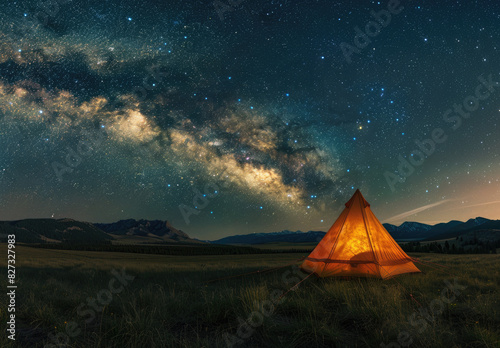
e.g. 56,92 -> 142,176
0,0 -> 499,239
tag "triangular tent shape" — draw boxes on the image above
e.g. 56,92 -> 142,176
301,189 -> 421,279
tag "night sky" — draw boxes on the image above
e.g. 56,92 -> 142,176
0,0 -> 499,239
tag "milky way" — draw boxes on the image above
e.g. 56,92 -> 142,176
0,0 -> 499,239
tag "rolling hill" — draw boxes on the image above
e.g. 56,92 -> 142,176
0,218 -> 200,244
0,218 -> 113,243
94,219 -> 201,244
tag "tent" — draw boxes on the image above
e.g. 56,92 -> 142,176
301,189 -> 421,279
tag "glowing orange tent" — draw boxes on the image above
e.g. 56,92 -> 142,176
301,189 -> 420,279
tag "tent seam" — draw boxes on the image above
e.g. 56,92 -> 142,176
359,193 -> 381,278
319,206 -> 350,276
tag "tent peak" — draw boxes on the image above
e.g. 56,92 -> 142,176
345,189 -> 370,208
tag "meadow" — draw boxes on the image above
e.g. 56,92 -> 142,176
0,244 -> 498,347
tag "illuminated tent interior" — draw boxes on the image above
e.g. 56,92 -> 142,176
301,189 -> 421,279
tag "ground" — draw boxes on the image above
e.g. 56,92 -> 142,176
0,245 -> 498,347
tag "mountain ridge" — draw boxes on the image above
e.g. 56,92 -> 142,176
0,218 -> 199,244
211,217 -> 500,244
1,217 -> 499,245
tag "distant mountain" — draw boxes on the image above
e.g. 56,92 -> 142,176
0,218 -> 200,245
381,218 -> 496,241
383,223 -> 398,233
2,217 -> 499,246
0,218 -> 112,243
382,221 -> 439,240
424,220 -> 464,235
212,217 -> 500,245
212,230 -> 326,245
384,221 -> 432,239
447,217 -> 490,233
424,217 -> 500,241
94,219 -> 200,244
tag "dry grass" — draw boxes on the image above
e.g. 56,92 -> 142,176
0,245 -> 498,347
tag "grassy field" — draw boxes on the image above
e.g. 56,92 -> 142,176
252,242 -> 318,250
0,245 -> 499,347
